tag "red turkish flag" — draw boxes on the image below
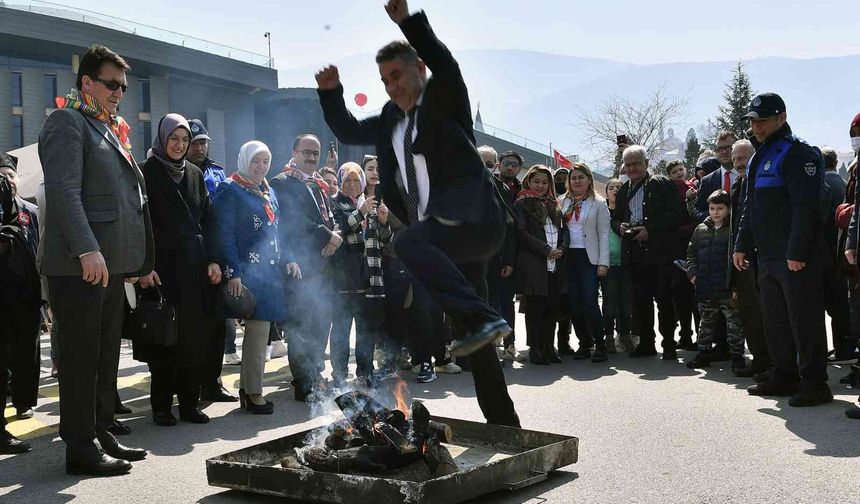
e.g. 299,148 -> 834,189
553,149 -> 573,169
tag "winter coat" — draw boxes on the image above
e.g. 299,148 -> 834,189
514,197 -> 568,296
686,217 -> 735,301
610,174 -> 682,266
133,158 -> 221,365
208,179 -> 290,322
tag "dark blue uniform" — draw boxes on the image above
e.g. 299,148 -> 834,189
735,122 -> 828,385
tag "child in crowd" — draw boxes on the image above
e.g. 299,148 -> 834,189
684,190 -> 745,370
600,178 -> 634,352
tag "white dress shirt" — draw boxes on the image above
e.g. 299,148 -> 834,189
720,167 -> 739,191
391,94 -> 430,221
566,198 -> 591,249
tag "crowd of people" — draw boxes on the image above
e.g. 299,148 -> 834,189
1,0 -> 859,480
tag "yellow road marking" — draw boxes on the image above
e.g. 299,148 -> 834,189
3,406 -> 56,440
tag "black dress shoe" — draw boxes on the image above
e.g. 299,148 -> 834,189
548,348 -> 563,363
747,380 -> 799,397
66,453 -> 132,476
97,432 -> 147,462
106,419 -> 131,436
153,411 -> 177,426
0,430 -> 31,454
788,383 -> 834,407
662,349 -> 678,360
753,370 -> 772,384
733,359 -> 770,378
449,319 -> 512,357
846,404 -> 860,419
200,385 -> 239,403
179,409 -> 210,424
591,348 -> 608,363
114,403 -> 132,415
528,348 -> 548,365
572,347 -> 592,360
839,365 -> 860,386
629,345 -> 658,358
557,346 -> 575,356
709,346 -> 731,362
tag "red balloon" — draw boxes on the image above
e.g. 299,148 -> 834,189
354,93 -> 368,107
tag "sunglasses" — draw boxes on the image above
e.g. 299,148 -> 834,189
95,77 -> 128,93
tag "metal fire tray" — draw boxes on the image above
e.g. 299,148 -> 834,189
206,416 -> 578,504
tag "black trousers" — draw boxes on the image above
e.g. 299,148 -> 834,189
556,318 -> 572,351
822,256 -> 853,357
524,274 -> 561,353
671,267 -> 699,342
200,316 -> 228,392
487,270 -> 517,347
733,266 -> 769,363
0,306 -> 41,418
757,259 -> 828,384
284,274 -> 332,395
394,217 -> 519,427
629,262 -> 677,350
48,275 -> 124,461
149,363 -> 201,413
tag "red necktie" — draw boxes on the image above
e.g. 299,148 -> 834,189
723,171 -> 731,192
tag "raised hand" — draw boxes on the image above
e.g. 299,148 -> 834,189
315,65 -> 340,91
385,0 -> 409,24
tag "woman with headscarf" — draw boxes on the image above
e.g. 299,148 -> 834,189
134,113 -> 221,426
329,162 -> 391,386
208,141 -> 300,414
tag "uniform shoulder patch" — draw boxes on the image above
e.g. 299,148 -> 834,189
804,162 -> 817,176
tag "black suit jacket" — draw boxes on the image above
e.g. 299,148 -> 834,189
610,174 -> 682,266
692,168 -> 725,222
318,11 -> 501,226
270,173 -> 335,279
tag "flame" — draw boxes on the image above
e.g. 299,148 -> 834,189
392,378 -> 410,416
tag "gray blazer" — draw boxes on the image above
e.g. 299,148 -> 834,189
559,194 -> 611,267
37,108 -> 154,277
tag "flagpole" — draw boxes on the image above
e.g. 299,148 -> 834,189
549,142 -> 554,169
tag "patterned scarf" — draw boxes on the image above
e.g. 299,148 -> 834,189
562,195 -> 587,224
332,193 -> 387,298
56,89 -> 132,162
229,172 -> 275,223
281,165 -> 333,228
516,188 -> 558,215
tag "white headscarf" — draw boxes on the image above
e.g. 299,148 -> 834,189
237,141 -> 272,179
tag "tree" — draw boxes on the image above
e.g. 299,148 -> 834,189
577,85 -> 690,171
685,129 -> 702,170
714,61 -> 755,141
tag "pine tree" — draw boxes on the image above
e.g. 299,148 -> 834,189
685,129 -> 702,170
715,61 -> 755,139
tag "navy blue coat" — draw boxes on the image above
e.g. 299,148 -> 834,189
735,123 -> 823,262
208,180 -> 291,322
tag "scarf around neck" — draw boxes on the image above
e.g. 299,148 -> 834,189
56,88 -> 132,161
151,113 -> 190,183
229,172 -> 275,224
282,164 -> 333,227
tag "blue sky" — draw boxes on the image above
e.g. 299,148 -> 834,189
65,0 -> 860,72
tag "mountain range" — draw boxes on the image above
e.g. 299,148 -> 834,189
278,50 -> 860,169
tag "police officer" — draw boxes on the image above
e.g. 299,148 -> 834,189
733,93 -> 832,406
187,119 -> 227,198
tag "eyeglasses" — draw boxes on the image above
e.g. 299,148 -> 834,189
501,160 -> 521,169
94,77 -> 128,93
301,150 -> 321,158
715,145 -> 733,152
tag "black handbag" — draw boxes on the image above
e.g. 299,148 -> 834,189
217,282 -> 257,320
128,286 -> 178,346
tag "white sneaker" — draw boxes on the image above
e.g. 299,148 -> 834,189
265,345 -> 272,362
270,340 -> 288,358
224,353 -> 241,365
434,362 -> 462,374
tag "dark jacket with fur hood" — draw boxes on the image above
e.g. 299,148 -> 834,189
514,196 -> 568,296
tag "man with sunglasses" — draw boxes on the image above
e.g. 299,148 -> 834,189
38,45 -> 154,476
479,147 -> 524,362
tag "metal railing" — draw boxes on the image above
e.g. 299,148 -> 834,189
1,0 -> 274,68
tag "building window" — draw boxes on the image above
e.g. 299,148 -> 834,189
11,72 -> 22,106
140,79 -> 151,113
141,121 -> 151,155
44,74 -> 58,107
11,116 -> 24,148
